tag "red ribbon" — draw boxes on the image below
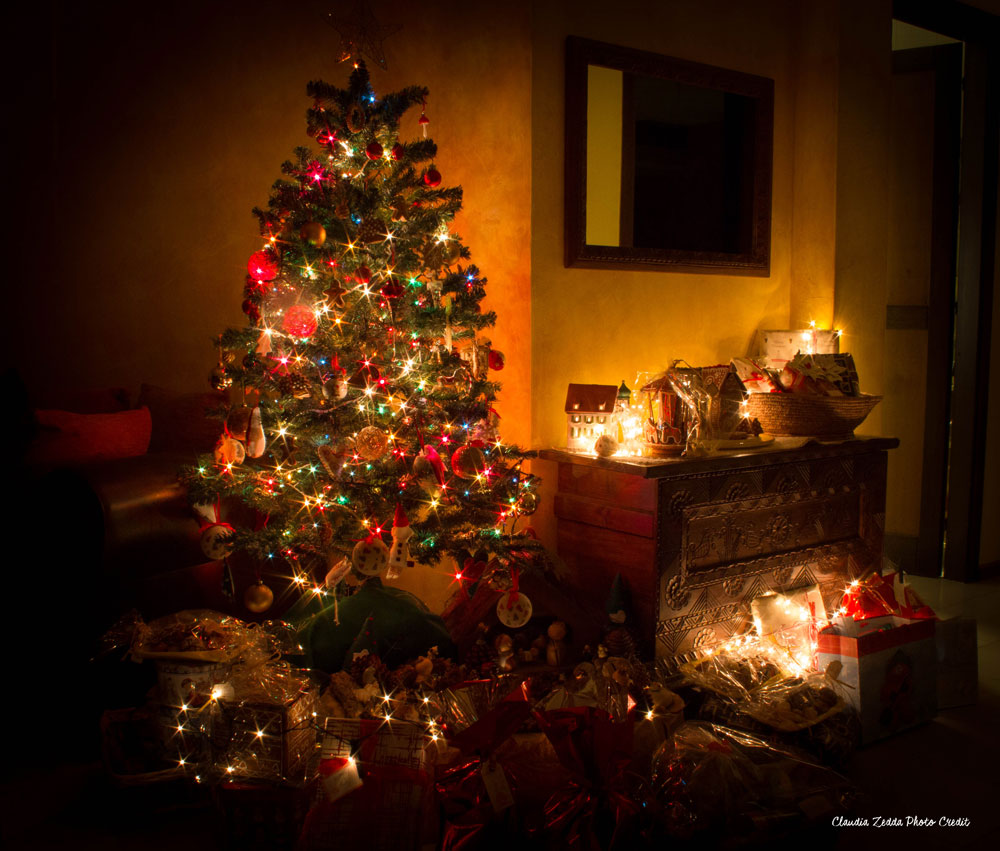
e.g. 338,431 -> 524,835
436,692 -> 532,850
507,567 -> 519,609
841,573 -> 936,622
532,707 -> 641,850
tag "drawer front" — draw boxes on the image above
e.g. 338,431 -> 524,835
655,451 -> 887,663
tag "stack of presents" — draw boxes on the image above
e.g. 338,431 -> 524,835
99,565 -> 978,850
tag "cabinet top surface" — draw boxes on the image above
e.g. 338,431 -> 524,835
537,436 -> 899,479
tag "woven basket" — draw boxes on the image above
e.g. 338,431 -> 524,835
745,393 -> 881,438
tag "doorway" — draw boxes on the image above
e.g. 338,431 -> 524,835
886,3 -> 999,582
884,27 -> 962,577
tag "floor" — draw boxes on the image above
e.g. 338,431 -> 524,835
831,574 -> 1000,851
3,575 -> 998,849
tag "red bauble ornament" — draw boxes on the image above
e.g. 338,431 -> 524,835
247,250 -> 278,281
281,304 -> 318,338
488,350 -> 505,371
391,143 -> 403,160
423,168 -> 442,188
380,281 -> 404,299
242,299 -> 260,322
451,444 -> 487,480
365,140 -> 384,160
354,265 -> 372,284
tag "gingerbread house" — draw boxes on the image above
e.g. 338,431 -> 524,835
564,383 -> 618,451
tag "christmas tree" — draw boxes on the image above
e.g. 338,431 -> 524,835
184,62 -> 545,611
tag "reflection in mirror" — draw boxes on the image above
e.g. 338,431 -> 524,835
587,68 -> 756,254
566,37 -> 773,274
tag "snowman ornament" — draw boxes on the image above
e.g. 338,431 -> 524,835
385,503 -> 414,580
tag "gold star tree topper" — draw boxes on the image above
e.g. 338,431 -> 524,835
327,0 -> 402,70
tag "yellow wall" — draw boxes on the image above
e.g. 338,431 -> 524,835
790,0 -> 839,329
530,0 -> 803,452
833,0 -> 893,437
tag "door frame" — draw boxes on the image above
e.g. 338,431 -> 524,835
894,0 -> 999,581
888,43 -> 962,577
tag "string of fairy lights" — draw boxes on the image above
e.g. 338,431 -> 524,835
184,61 -> 545,605
156,571 -> 880,786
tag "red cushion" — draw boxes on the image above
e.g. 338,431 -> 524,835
31,387 -> 132,414
29,407 -> 152,468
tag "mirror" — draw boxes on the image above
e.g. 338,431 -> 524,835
565,37 -> 774,274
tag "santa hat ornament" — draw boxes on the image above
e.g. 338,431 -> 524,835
413,444 -> 446,496
385,503 -> 414,580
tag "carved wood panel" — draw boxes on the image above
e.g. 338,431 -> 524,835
539,442 -> 892,666
655,451 -> 887,665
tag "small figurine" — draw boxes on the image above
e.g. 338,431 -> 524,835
414,646 -> 439,685
494,634 -> 517,672
386,503 -> 414,579
603,574 -> 638,658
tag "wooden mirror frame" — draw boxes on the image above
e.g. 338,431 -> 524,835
565,36 -> 774,275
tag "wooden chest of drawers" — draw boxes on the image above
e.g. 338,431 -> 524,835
538,437 -> 897,664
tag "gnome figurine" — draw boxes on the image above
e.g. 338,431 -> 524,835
603,573 -> 637,659
385,503 -> 414,579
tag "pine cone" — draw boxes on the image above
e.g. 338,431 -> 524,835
356,218 -> 388,244
603,626 -> 637,659
278,373 -> 312,399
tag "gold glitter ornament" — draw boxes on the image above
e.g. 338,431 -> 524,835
244,581 -> 274,613
300,221 -> 327,246
356,425 -> 389,460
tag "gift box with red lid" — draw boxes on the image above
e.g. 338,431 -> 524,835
817,614 -> 936,745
